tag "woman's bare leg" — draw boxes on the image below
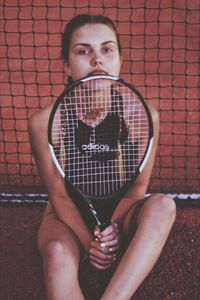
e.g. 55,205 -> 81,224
101,194 -> 176,300
38,207 -> 85,300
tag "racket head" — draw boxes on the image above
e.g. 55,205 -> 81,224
48,74 -> 154,202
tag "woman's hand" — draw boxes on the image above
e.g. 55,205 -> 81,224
88,222 -> 121,270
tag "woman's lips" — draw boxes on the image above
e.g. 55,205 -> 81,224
88,70 -> 107,76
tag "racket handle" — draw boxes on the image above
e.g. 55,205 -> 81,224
99,221 -> 108,231
88,202 -> 108,231
64,181 -> 109,232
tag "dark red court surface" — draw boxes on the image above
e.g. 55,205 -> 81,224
1,204 -> 200,300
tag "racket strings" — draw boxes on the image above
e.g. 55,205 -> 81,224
52,78 -> 150,197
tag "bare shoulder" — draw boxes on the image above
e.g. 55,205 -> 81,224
148,103 -> 159,124
28,104 -> 53,136
28,104 -> 55,159
147,103 -> 159,140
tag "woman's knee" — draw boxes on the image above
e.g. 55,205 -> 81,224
42,239 -> 81,278
139,194 -> 176,225
148,193 -> 176,214
43,240 -> 69,269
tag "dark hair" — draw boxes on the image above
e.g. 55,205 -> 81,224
61,14 -> 121,64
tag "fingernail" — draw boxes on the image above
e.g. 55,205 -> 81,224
100,242 -> 106,248
113,255 -> 117,261
111,221 -> 118,229
94,230 -> 99,236
95,237 -> 99,242
109,247 -> 113,252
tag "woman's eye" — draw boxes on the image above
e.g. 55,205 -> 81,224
78,49 -> 90,55
102,47 -> 113,54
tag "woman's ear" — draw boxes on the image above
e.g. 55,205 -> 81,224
65,63 -> 71,76
65,63 -> 74,85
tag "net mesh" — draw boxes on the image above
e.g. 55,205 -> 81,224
0,0 -> 199,194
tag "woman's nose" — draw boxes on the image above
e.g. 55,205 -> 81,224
91,53 -> 103,66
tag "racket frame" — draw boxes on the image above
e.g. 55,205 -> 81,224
48,74 -> 154,230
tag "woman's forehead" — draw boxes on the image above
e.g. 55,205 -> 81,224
70,23 -> 117,46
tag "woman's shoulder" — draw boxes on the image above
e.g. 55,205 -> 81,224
147,103 -> 160,142
28,103 -> 54,133
147,103 -> 159,125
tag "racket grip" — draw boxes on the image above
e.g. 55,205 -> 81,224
99,221 -> 108,231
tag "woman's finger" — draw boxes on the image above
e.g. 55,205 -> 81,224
99,242 -> 120,254
98,222 -> 119,242
90,260 -> 112,270
100,222 -> 119,237
89,253 -> 117,270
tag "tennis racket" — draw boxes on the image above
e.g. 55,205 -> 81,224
48,74 -> 153,232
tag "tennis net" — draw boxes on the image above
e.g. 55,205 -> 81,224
0,0 -> 199,198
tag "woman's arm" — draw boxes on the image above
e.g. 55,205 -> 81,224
28,106 -> 92,250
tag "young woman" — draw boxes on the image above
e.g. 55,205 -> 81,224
29,14 -> 176,300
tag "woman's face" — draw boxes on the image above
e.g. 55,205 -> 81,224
67,23 -> 122,81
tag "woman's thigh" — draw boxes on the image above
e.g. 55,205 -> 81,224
123,194 -> 175,240
122,197 -> 150,238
